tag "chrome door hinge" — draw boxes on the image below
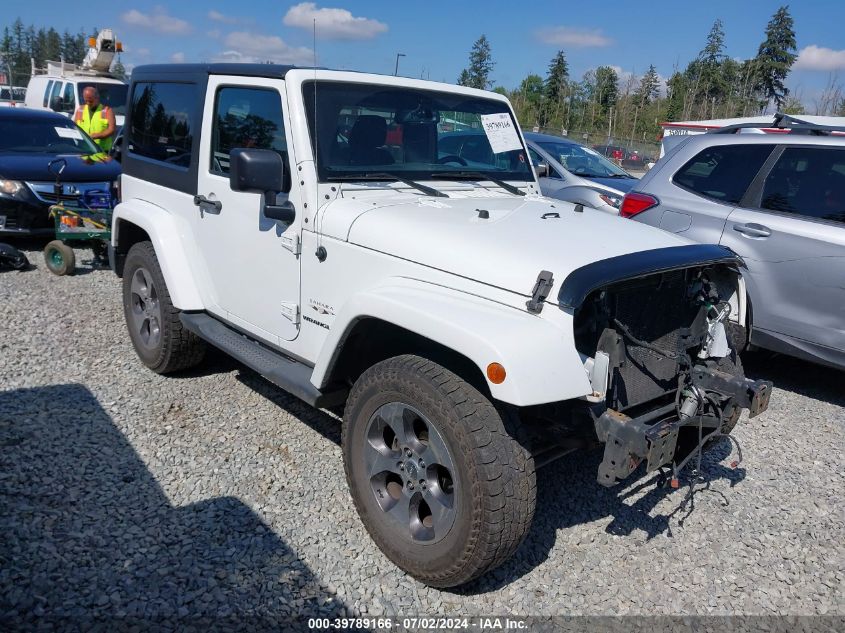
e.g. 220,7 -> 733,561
280,302 -> 300,325
280,234 -> 301,255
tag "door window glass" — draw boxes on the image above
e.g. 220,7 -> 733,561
527,146 -> 561,179
760,147 -> 845,224
673,144 -> 774,205
61,82 -> 75,113
43,80 -> 54,107
128,82 -> 197,167
49,82 -> 63,111
527,147 -> 543,167
210,86 -> 287,175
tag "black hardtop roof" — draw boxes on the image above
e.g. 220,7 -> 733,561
130,63 -> 305,82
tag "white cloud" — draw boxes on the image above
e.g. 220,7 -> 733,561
283,2 -> 387,40
217,31 -> 315,65
536,26 -> 612,48
171,52 -> 185,63
122,7 -> 191,35
794,45 -> 845,71
207,29 -> 222,39
208,10 -> 239,24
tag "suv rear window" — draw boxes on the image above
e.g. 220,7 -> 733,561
128,82 -> 196,167
761,147 -> 845,224
673,144 -> 774,205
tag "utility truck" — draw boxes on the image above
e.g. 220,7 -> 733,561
110,63 -> 772,587
24,29 -> 127,127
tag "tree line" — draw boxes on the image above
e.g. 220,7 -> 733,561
0,18 -> 126,86
457,6 -> 843,148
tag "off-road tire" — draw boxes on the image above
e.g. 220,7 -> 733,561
122,241 -> 206,373
44,240 -> 75,276
343,354 -> 536,588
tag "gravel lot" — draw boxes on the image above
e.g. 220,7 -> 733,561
1,243 -> 843,624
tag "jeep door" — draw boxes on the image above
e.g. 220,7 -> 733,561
195,77 -> 303,343
719,145 -> 845,358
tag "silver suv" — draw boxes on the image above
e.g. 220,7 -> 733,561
622,115 -> 845,369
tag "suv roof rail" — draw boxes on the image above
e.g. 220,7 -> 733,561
711,112 -> 845,136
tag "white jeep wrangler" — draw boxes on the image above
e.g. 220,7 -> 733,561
110,64 -> 771,587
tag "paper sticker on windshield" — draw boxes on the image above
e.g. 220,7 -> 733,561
55,127 -> 83,140
480,113 -> 522,154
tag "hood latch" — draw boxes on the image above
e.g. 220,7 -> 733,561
526,270 -> 555,314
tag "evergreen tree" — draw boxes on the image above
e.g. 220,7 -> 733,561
458,35 -> 494,90
542,50 -> 569,126
111,57 -> 127,81
685,19 -> 730,118
634,65 -> 660,106
595,66 -> 618,115
753,5 -> 797,109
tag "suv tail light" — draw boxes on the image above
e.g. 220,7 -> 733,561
620,192 -> 659,218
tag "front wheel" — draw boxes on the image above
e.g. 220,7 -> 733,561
342,354 -> 536,587
122,241 -> 206,374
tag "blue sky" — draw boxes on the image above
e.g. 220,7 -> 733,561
8,1 -> 845,107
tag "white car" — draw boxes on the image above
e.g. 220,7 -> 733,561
110,63 -> 771,587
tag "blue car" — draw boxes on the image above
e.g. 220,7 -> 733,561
0,107 -> 120,236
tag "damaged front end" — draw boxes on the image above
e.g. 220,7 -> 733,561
562,245 -> 772,487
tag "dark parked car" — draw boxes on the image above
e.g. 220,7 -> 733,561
0,108 -> 120,236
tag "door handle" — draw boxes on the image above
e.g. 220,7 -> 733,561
193,194 -> 222,212
733,222 -> 771,238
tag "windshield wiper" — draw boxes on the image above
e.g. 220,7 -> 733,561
436,171 -> 526,196
604,173 -> 634,178
332,172 -> 448,198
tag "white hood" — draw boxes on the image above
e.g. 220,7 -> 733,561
319,191 -> 691,298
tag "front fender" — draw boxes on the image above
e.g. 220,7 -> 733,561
312,278 -> 592,407
112,200 -> 204,310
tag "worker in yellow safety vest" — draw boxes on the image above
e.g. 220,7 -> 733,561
73,87 -> 116,152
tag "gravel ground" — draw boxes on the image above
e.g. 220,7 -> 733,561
1,243 -> 843,624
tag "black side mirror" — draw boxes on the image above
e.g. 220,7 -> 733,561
536,162 -> 549,178
229,148 -> 294,223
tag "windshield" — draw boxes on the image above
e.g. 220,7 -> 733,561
0,118 -> 99,154
304,81 -> 533,182
77,82 -> 128,116
538,141 -> 631,178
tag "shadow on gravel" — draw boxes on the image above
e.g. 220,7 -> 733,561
0,384 -> 354,629
235,369 -> 343,446
457,440 -> 746,594
741,350 -> 844,407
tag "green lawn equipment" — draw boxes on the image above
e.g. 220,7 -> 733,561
43,157 -> 115,276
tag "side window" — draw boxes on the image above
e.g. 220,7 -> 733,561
760,147 -> 845,224
527,147 -> 560,179
128,82 -> 196,167
527,147 -> 543,167
673,144 -> 774,205
210,86 -> 286,175
61,82 -> 75,113
49,81 -> 63,111
43,80 -> 54,107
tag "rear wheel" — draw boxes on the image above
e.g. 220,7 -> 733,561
343,354 -> 536,587
122,241 -> 206,373
43,240 -> 75,276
